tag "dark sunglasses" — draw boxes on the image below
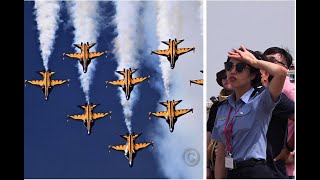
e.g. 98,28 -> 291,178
224,61 -> 248,73
269,57 -> 288,68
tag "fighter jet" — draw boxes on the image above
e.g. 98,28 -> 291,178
151,38 -> 195,69
190,70 -> 203,86
108,133 -> 153,167
106,68 -> 150,100
67,102 -> 111,135
63,42 -> 107,73
149,100 -> 193,132
24,70 -> 69,101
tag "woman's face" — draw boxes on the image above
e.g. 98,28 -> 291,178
226,58 -> 255,89
222,78 -> 232,91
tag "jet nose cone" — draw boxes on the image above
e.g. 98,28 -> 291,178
126,96 -> 130,100
87,130 -> 91,135
45,97 -> 48,101
170,128 -> 173,132
129,162 -> 132,167
171,65 -> 174,69
84,69 -> 87,73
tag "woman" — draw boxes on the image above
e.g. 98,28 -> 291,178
207,69 -> 233,179
212,46 -> 287,178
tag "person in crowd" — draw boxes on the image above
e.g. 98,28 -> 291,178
213,46 -> 287,178
260,63 -> 294,178
263,47 -> 295,178
207,69 -> 233,179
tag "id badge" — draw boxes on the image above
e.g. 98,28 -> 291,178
225,155 -> 234,169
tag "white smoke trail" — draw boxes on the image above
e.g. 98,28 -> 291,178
34,0 -> 61,71
154,1 -> 183,99
147,1 -> 203,178
112,1 -> 144,134
141,1 -> 164,92
67,1 -> 101,103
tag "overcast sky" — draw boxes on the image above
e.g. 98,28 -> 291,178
206,0 -> 295,101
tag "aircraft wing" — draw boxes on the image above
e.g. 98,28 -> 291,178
110,145 -> 126,151
176,47 -> 194,56
89,51 -> 107,59
131,77 -> 149,85
150,111 -> 167,118
26,80 -> 44,87
174,109 -> 193,118
51,80 -> 68,86
176,39 -> 184,44
68,114 -> 86,121
161,41 -> 170,45
190,79 -> 203,86
151,49 -> 170,57
106,79 -> 125,87
93,112 -> 111,120
134,142 -> 152,151
64,53 -> 81,59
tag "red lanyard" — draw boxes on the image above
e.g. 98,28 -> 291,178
223,105 -> 242,155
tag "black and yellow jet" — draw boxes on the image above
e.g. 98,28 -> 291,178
67,102 -> 111,135
190,70 -> 203,86
25,70 -> 69,101
106,68 -> 150,100
149,100 -> 193,132
108,133 -> 153,167
63,42 -> 107,73
151,38 -> 195,69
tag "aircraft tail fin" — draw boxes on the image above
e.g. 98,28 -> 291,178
88,42 -> 96,49
161,40 -> 170,46
159,101 -> 169,107
48,71 -> 55,76
116,70 -> 125,75
121,135 -> 129,140
130,68 -> 138,74
74,44 -> 82,49
78,105 -> 87,109
176,39 -> 184,45
37,71 -> 45,76
172,100 -> 183,106
132,133 -> 142,139
91,104 -> 100,109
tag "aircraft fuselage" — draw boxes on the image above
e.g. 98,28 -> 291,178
79,45 -> 91,73
168,40 -> 179,69
123,70 -> 134,100
84,105 -> 94,134
43,71 -> 53,100
167,101 -> 177,132
124,135 -> 136,167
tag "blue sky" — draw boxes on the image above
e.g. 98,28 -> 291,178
24,1 -> 203,179
24,1 -> 162,178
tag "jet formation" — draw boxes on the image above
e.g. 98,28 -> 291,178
67,102 -> 111,135
63,42 -> 107,73
149,100 -> 193,132
108,133 -> 153,167
25,70 -> 69,101
151,38 -> 195,69
106,68 -> 150,100
190,70 -> 203,86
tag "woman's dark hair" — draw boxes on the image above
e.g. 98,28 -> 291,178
226,47 -> 265,88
